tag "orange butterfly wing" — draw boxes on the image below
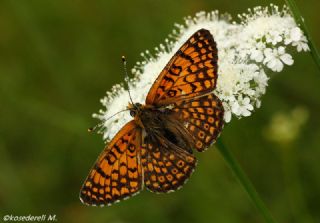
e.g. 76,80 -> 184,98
80,121 -> 143,206
146,29 -> 218,106
141,136 -> 197,193
173,93 -> 224,151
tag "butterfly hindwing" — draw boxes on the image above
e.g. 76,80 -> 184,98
80,121 -> 143,206
141,137 -> 197,193
173,93 -> 224,151
146,29 -> 218,106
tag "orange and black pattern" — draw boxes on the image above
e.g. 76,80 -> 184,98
141,139 -> 197,193
80,29 -> 224,207
146,29 -> 218,106
80,121 -> 143,206
173,93 -> 224,151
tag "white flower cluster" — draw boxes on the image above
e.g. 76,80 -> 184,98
95,4 -> 309,141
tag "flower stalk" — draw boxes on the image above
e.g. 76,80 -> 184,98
216,139 -> 277,223
285,0 -> 320,70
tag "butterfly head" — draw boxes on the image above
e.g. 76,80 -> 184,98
128,103 -> 143,117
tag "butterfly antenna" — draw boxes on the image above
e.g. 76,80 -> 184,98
88,108 -> 129,133
122,56 -> 134,104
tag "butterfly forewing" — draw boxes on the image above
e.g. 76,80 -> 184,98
146,29 -> 218,106
80,121 -> 143,206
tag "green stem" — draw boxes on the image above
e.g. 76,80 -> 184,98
285,0 -> 320,71
216,139 -> 277,223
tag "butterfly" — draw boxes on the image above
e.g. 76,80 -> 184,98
80,29 -> 224,206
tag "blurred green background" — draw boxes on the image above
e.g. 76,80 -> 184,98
0,0 -> 319,222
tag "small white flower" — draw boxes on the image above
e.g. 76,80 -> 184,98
254,69 -> 269,95
232,96 -> 254,117
263,47 -> 293,72
250,42 -> 266,62
223,102 -> 232,123
263,48 -> 283,72
266,30 -> 283,45
285,27 -> 302,45
292,35 -> 310,52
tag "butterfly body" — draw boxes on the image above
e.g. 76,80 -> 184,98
80,29 -> 224,206
129,102 -> 196,153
